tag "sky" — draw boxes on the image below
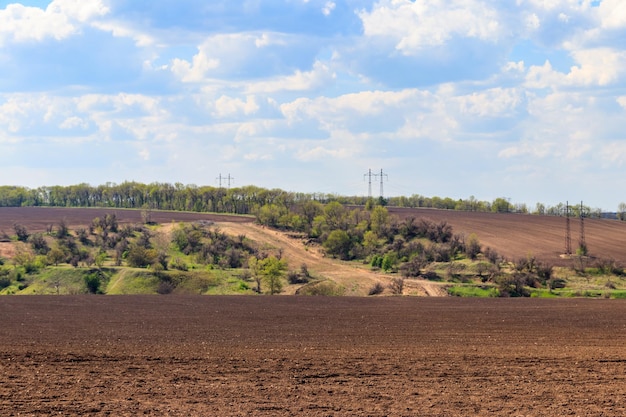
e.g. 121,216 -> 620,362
1,0 -> 626,211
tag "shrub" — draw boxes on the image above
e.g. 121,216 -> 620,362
13,223 -> 29,242
157,279 -> 176,295
126,245 -> 157,268
593,258 -> 624,276
421,271 -> 441,281
297,281 -> 345,296
0,276 -> 11,290
370,255 -> 383,268
400,255 -> 427,277
381,254 -> 394,272
169,257 -> 188,271
464,233 -> 481,260
84,273 -> 102,294
484,247 -> 500,265
29,233 -> 50,255
548,278 -> 567,290
287,269 -> 309,284
388,277 -> 404,295
368,282 -> 384,295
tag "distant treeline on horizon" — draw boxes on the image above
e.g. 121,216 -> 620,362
0,182 -> 613,219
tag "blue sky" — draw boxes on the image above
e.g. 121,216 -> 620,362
1,0 -> 626,211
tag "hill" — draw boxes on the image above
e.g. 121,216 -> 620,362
2,206 -> 626,297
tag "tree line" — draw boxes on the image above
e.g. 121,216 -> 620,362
0,182 -> 616,218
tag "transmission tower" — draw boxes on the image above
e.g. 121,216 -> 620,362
217,173 -> 235,189
379,169 -> 388,199
565,201 -> 571,255
363,169 -> 378,198
579,200 -> 586,253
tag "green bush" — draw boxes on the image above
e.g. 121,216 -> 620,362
84,272 -> 103,294
0,276 -> 11,290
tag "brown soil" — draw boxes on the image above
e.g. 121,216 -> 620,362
388,207 -> 626,266
1,296 -> 626,416
0,206 -> 253,234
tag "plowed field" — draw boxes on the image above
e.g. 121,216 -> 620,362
1,296 -> 626,416
388,207 -> 626,266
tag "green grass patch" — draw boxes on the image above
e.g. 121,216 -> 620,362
608,290 -> 626,299
447,285 -> 498,297
529,289 -> 559,298
106,269 -> 160,294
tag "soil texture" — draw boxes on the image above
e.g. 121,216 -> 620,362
1,296 -> 626,416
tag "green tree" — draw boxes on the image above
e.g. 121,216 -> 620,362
323,201 -> 346,230
47,246 -> 66,266
370,206 -> 390,237
491,197 -> 511,213
259,256 -> 286,295
248,256 -> 262,293
126,244 -> 157,268
323,230 -> 352,260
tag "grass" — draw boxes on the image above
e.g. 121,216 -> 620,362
447,285 -> 498,297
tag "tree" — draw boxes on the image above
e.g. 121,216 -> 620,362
370,206 -> 390,237
323,201 -> 346,230
13,223 -> 29,242
259,256 -> 286,295
126,244 -> 157,268
323,229 -> 352,260
56,218 -> 69,239
248,256 -> 263,293
464,233 -> 481,260
47,246 -> 66,266
491,197 -> 511,213
618,202 -> 626,221
29,233 -> 50,255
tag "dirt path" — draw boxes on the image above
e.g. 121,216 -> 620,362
216,222 -> 447,297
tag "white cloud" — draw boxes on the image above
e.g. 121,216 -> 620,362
525,48 -> 626,88
59,116 -> 88,130
322,1 -> 336,16
454,88 -> 524,117
47,0 -> 109,23
0,0 -> 109,45
358,0 -> 502,54
171,50 -> 220,83
213,95 -> 259,118
91,20 -> 155,47
598,0 -> 626,30
246,61 -> 335,93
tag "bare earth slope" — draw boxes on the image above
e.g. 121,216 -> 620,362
1,296 -> 626,416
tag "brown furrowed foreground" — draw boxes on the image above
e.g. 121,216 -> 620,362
1,296 -> 626,416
